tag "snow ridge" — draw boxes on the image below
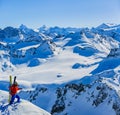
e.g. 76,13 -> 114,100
0,90 -> 51,115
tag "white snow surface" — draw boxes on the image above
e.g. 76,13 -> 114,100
0,47 -> 100,84
0,90 -> 51,115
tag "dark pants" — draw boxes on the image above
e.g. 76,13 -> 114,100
10,94 -> 20,104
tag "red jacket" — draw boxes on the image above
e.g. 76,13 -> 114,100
9,84 -> 21,95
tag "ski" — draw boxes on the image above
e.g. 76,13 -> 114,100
13,76 -> 16,84
8,75 -> 12,103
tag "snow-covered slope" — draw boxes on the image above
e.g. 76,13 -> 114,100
17,66 -> 120,115
0,90 -> 51,115
0,23 -> 120,115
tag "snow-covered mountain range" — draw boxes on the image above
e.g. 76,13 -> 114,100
0,23 -> 120,115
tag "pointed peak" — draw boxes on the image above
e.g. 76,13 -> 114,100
39,25 -> 49,32
39,25 -> 48,29
19,24 -> 28,30
19,24 -> 34,33
96,23 -> 110,29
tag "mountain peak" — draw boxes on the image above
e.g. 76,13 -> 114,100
97,23 -> 111,29
97,23 -> 120,29
39,25 -> 48,32
19,24 -> 28,30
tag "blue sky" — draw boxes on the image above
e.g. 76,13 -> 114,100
0,0 -> 120,28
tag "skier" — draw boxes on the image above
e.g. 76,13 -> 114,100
9,77 -> 22,104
